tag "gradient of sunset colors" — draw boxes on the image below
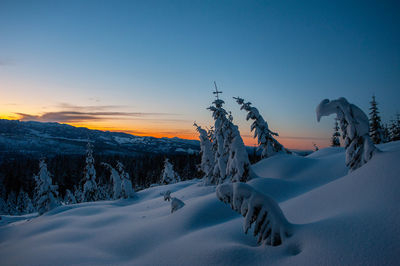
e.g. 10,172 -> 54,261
1,1 -> 399,149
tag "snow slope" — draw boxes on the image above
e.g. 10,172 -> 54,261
1,142 -> 399,265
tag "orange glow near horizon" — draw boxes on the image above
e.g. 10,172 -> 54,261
1,113 -> 329,150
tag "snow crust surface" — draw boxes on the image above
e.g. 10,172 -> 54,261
1,142 -> 399,265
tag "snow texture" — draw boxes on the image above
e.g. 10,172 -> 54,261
217,182 -> 292,246
316,97 -> 378,171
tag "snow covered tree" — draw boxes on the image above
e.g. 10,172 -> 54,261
34,159 -> 60,215
331,117 -> 341,147
382,123 -> 390,143
225,122 -> 250,183
63,189 -> 77,205
207,86 -> 250,184
6,191 -> 17,215
217,183 -> 293,246
97,184 -> 112,201
73,186 -> 83,204
234,97 -> 291,158
316,97 -> 378,172
16,189 -> 35,214
208,96 -> 229,183
116,161 -> 135,198
313,143 -> 319,151
389,114 -> 400,141
102,162 -> 122,199
193,122 -> 214,184
82,142 -> 98,202
0,197 -> 7,215
369,95 -> 385,144
161,158 -> 180,185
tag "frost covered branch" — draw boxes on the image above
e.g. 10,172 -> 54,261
316,97 -> 378,171
216,183 -> 292,246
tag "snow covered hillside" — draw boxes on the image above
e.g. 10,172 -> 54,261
0,119 -> 199,158
1,142 -> 399,265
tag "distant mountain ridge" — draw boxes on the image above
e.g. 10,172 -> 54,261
0,119 -> 200,159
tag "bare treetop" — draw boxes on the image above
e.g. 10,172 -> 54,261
213,81 -> 223,100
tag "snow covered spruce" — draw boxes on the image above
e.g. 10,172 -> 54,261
102,161 -> 135,199
316,97 -> 378,171
199,87 -> 250,184
34,159 -> 60,215
82,142 -> 99,202
161,158 -> 181,185
116,161 -> 135,198
234,97 -> 291,158
193,122 -> 214,183
216,182 -> 293,246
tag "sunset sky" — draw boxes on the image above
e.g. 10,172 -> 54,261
1,0 -> 399,149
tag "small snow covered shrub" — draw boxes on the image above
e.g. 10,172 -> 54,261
170,198 -> 185,213
216,183 -> 292,246
316,97 -> 378,171
163,190 -> 171,201
63,189 -> 77,205
163,191 -> 184,213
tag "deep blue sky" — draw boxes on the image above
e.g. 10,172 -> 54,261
1,0 -> 399,148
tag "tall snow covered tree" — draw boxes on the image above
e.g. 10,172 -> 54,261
316,97 -> 378,172
116,161 -> 135,198
225,121 -> 250,183
234,97 -> 290,158
207,86 -> 250,184
161,158 -> 181,185
331,117 -> 341,147
82,142 -> 98,202
102,162 -> 122,199
193,122 -> 214,184
369,95 -> 385,144
34,159 -> 60,215
208,96 -> 229,183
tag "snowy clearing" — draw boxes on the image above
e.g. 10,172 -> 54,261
1,141 -> 399,265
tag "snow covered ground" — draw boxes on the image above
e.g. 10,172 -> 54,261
1,142 -> 399,265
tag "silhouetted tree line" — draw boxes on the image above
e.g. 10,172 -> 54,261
0,152 -> 201,212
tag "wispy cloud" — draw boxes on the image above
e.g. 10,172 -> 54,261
15,110 -> 176,123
